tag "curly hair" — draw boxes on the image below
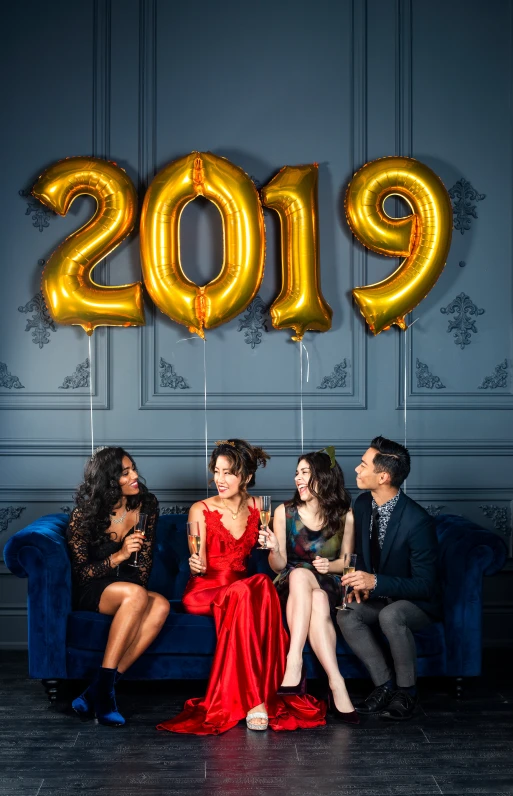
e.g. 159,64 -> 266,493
70,447 -> 152,548
209,439 -> 270,489
289,451 -> 351,539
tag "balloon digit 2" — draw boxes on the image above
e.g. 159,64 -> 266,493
33,157 -> 144,335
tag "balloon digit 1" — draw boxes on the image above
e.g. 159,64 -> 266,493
261,164 -> 332,341
140,151 -> 265,338
344,156 -> 453,335
33,157 -> 144,335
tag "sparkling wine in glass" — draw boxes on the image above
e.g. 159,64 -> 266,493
187,521 -> 204,577
258,496 -> 272,550
337,553 -> 357,610
128,513 -> 147,567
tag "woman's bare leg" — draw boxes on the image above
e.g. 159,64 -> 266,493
98,583 -> 149,669
308,589 -> 354,712
117,592 -> 170,673
281,568 -> 320,687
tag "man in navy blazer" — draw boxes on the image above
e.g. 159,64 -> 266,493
338,436 -> 441,720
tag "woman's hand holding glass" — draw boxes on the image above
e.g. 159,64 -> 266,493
118,532 -> 145,563
187,521 -> 206,577
257,526 -> 279,552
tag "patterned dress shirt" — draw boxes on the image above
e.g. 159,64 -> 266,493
369,491 -> 401,548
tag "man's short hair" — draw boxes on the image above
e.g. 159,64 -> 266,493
370,436 -> 410,488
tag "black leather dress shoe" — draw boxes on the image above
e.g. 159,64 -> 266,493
380,690 -> 418,721
355,683 -> 394,714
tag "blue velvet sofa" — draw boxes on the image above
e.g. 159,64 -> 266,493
4,512 -> 507,701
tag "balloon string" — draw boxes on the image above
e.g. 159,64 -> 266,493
299,343 -> 309,454
88,335 -> 94,458
300,344 -> 304,455
177,336 -> 209,495
403,325 -> 407,494
403,315 -> 419,496
203,338 -> 208,497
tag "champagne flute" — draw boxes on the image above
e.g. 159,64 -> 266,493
187,521 -> 204,577
337,553 -> 357,610
258,496 -> 272,550
128,513 -> 147,567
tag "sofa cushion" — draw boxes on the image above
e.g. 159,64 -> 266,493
67,609 -> 217,655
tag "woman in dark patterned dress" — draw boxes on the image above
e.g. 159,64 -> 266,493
261,450 -> 358,723
66,447 -> 169,726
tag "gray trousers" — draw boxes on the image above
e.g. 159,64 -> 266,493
337,599 -> 432,688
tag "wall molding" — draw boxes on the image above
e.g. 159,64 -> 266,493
136,0 -> 368,412
1,2 -> 112,411
1,438 -> 513,457
1,486 -> 511,503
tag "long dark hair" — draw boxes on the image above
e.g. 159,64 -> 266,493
70,447 -> 152,547
209,439 -> 270,490
289,451 -> 351,539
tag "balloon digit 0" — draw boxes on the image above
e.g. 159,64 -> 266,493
344,156 -> 453,334
33,157 -> 144,335
140,151 -> 265,337
262,164 -> 332,341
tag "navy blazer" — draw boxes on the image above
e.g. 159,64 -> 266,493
354,490 -> 442,619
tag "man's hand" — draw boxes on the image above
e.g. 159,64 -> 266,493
341,570 -> 376,591
346,588 -> 370,604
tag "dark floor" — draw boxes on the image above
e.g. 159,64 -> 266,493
1,651 -> 512,796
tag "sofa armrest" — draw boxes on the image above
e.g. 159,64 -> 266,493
4,514 -> 71,679
435,515 -> 507,676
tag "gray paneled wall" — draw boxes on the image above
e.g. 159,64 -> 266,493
1,0 -> 512,649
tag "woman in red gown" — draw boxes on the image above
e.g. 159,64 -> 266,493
157,439 -> 326,735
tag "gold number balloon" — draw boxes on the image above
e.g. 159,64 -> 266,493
345,156 -> 453,334
33,157 -> 144,335
140,151 -> 265,337
261,164 -> 332,341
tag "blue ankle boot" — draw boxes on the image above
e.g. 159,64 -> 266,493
72,687 -> 93,718
89,666 -> 125,727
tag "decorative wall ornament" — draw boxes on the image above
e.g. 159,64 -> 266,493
440,292 -> 485,349
19,189 -> 53,232
478,359 -> 508,390
416,359 -> 446,389
59,358 -> 90,389
159,358 -> 189,389
60,506 -> 72,516
448,178 -> 486,234
161,505 -> 190,515
18,291 -> 57,348
0,506 -> 25,533
424,505 -> 444,517
317,360 -> 348,389
480,504 -> 509,534
0,362 -> 24,389
237,296 -> 269,348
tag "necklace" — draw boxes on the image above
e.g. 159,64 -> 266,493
221,496 -> 246,520
112,507 -> 128,525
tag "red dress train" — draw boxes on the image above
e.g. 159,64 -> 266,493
157,501 -> 326,735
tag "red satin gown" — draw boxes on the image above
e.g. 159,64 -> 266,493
157,500 -> 326,735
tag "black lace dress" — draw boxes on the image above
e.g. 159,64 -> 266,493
67,493 -> 159,612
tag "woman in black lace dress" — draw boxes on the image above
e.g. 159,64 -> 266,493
67,447 -> 169,726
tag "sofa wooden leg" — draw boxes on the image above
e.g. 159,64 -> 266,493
42,679 -> 60,704
455,676 -> 463,699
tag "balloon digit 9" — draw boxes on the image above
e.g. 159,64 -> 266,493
140,151 -> 265,337
261,164 -> 332,341
344,156 -> 453,334
33,157 -> 144,335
